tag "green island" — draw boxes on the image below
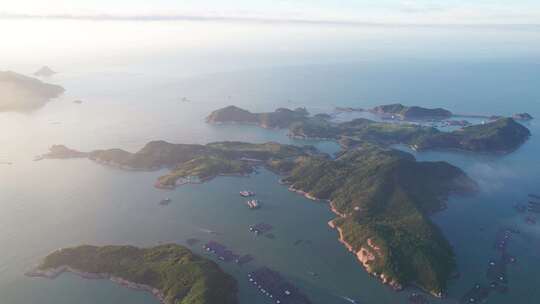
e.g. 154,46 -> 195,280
292,116 -> 530,153
282,144 -> 477,296
206,105 -> 311,129
208,105 -> 530,153
41,141 -> 318,188
0,70 -> 65,112
370,103 -> 453,120
27,244 -> 238,304
40,140 -> 477,296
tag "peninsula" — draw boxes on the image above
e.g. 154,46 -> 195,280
0,71 -> 64,112
207,106 -> 530,153
27,244 -> 238,304
40,140 -> 477,296
40,141 -> 318,188
282,144 -> 477,296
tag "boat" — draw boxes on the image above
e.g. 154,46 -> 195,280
159,198 -> 172,206
246,200 -> 260,209
341,296 -> 358,304
240,191 -> 255,197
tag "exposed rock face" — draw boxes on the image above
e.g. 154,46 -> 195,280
371,103 -> 452,120
282,144 -> 478,296
0,71 -> 64,112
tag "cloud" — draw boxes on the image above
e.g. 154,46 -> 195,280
1,11 -> 539,28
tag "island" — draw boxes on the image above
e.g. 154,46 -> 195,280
40,141 -> 318,188
207,106 -> 530,153
33,66 -> 57,77
0,71 -> 65,112
512,113 -> 533,121
282,144 -> 477,297
206,105 -> 311,129
39,140 -> 477,296
410,117 -> 531,153
370,103 -> 453,120
27,244 -> 238,304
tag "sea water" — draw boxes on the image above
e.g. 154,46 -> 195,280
0,19 -> 539,304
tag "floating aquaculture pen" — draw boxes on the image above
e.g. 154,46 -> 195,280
249,223 -> 273,235
461,284 -> 490,303
202,241 -> 253,266
528,193 -> 540,200
247,267 -> 311,304
203,241 -> 239,262
408,293 -> 429,304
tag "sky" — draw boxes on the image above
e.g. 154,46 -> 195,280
1,0 -> 540,25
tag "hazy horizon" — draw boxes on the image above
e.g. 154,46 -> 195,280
2,0 -> 540,25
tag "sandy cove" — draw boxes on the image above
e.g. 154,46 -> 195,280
25,266 -> 167,304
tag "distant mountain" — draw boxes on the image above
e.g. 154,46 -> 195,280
0,71 -> 64,112
206,105 -> 310,129
371,103 -> 453,120
512,112 -> 533,121
412,118 -> 531,153
33,66 -> 56,77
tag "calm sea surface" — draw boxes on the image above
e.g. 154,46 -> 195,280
0,20 -> 539,304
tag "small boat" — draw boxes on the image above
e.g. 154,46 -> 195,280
246,200 -> 260,209
341,296 -> 358,304
240,191 -> 255,197
159,198 -> 172,206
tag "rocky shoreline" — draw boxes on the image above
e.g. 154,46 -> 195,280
286,183 -> 450,298
285,183 -> 406,292
25,265 -> 167,304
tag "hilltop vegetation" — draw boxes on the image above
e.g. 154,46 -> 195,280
370,103 -> 453,120
157,156 -> 253,187
283,144 -> 477,296
42,139 -> 477,296
209,106 -> 530,153
43,141 -> 318,187
411,117 -> 531,152
37,244 -> 238,304
206,105 -> 311,129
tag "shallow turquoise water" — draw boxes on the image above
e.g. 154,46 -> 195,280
1,20 -> 540,304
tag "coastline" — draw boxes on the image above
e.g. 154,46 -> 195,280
155,172 -> 251,190
25,265 -> 167,304
285,183 -> 404,292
